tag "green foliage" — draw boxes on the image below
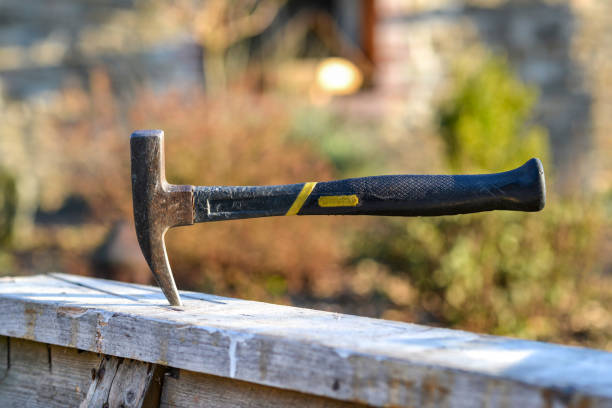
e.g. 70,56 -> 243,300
0,169 -> 17,277
289,106 -> 383,176
439,56 -> 549,172
0,169 -> 17,247
352,204 -> 602,341
349,55 -> 606,345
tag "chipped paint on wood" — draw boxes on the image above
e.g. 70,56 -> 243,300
228,333 -> 254,379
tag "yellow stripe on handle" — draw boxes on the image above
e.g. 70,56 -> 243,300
286,182 -> 317,215
318,194 -> 359,207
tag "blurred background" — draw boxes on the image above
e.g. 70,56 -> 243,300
0,0 -> 610,349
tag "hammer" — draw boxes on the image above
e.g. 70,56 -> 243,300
131,129 -> 546,306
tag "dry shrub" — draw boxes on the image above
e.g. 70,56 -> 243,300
130,91 -> 349,298
53,73 -> 349,300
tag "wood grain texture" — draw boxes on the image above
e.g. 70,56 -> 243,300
81,356 -> 122,407
81,357 -> 156,408
107,359 -> 156,408
160,369 -> 363,408
0,337 -> 100,407
0,273 -> 611,407
0,336 -> 8,382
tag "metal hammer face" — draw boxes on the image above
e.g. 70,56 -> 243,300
131,130 -> 193,306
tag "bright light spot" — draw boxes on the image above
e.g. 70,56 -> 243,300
316,57 -> 363,95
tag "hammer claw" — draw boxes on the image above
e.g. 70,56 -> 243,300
148,229 -> 182,306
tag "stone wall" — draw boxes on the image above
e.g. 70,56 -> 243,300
0,0 -> 200,101
375,0 -> 610,192
0,0 -> 610,193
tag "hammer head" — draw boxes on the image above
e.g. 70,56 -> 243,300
130,130 -> 193,306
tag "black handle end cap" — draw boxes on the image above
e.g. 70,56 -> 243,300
518,158 -> 546,212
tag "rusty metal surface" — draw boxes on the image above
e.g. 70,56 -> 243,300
130,130 -> 193,306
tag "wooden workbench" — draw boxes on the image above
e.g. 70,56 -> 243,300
0,273 -> 611,407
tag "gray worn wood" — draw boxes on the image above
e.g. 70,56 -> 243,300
0,273 -> 611,407
0,336 -> 159,408
0,337 -> 100,407
81,356 -> 123,407
107,359 -> 157,408
81,356 -> 156,408
0,336 -> 8,382
160,368 -> 363,408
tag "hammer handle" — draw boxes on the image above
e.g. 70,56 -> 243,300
193,158 -> 545,223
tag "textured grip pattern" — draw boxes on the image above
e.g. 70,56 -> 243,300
298,158 -> 545,216
193,158 -> 545,222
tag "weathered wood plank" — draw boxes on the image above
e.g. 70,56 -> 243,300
1,274 -> 611,407
80,356 -> 123,407
160,368 -> 363,408
0,337 -> 159,408
107,359 -> 157,408
0,338 -> 100,407
0,336 -> 8,381
81,357 -> 157,408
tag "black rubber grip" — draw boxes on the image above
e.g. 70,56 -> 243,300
298,158 -> 545,216
193,158 -> 545,222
